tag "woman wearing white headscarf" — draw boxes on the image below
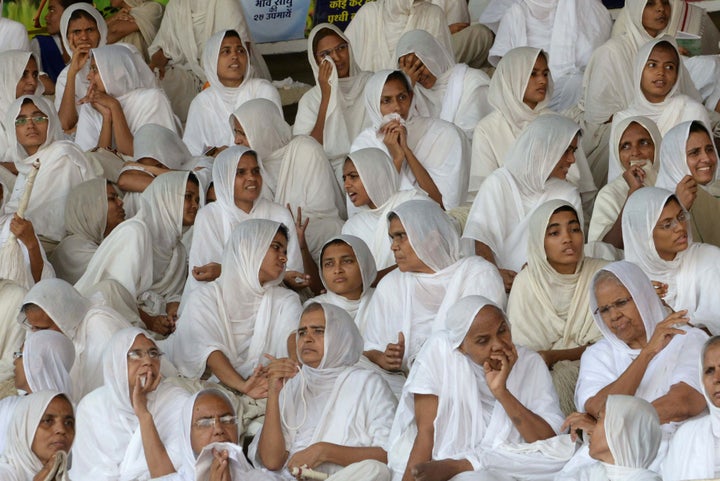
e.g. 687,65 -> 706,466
231,98 -> 344,257
74,43 -> 178,156
0,0 -> 30,52
351,70 -> 469,210
388,295 -> 572,481
622,187 -> 720,334
251,302 -> 396,480
489,0 -> 611,111
183,29 -> 280,157
71,327 -> 190,481
170,219 -> 302,398
294,24 -> 372,180
106,0 -> 164,61
395,29 -> 491,139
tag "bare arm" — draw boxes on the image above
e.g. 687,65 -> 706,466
206,350 -> 268,399
117,169 -> 165,193
474,240 -> 515,292
538,345 -> 589,368
308,61 -> 332,145
287,443 -> 386,469
257,357 -> 299,470
133,371 -> 176,478
652,382 -> 706,424
402,394 -> 438,481
10,215 -> 44,282
106,12 -> 140,43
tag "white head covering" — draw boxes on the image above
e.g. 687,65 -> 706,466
307,23 -> 362,81
347,147 -> 400,208
656,120 -> 720,192
701,337 -> 720,434
613,0 -> 680,46
21,278 -> 93,340
363,69 -> 417,130
630,36 -> 683,113
103,327 -> 151,419
201,29 -> 253,112
395,29 -> 454,82
5,95 -> 63,168
59,3 -> 107,55
444,295 -> 505,348
230,98 -> 291,161
91,44 -> 157,97
607,115 -> 662,184
0,51 -> 44,117
62,178 -> 109,246
211,145 -> 269,219
23,330 -> 75,397
133,124 -> 194,170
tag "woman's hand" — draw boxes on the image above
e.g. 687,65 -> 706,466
642,310 -> 688,357
381,120 -> 405,166
318,60 -> 333,99
131,368 -> 161,416
561,412 -> 596,442
284,271 -> 310,290
651,281 -> 668,299
33,452 -> 62,481
209,448 -> 231,481
242,365 -> 269,399
141,310 -> 175,336
287,442 -> 327,471
68,43 -> 92,75
192,262 -> 222,282
287,204 -> 309,251
484,345 -> 517,397
10,215 -> 39,249
398,54 -> 424,87
622,165 -> 646,193
675,175 -> 698,210
264,354 -> 299,395
377,332 -> 405,372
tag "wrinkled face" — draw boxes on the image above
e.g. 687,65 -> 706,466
459,306 -> 513,367
640,45 -> 678,103
13,344 -> 29,392
321,242 -> 363,300
399,53 -> 436,89
548,135 -> 579,180
22,305 -> 61,332
642,0 -> 671,37
594,280 -> 646,349
388,217 -> 431,273
652,199 -> 689,261
588,410 -> 614,463
105,184 -> 126,236
216,36 -> 247,88
126,334 -> 161,396
543,209 -> 583,275
190,393 -> 238,456
87,58 -> 106,93
618,122 -> 655,170
183,180 -> 200,227
342,158 -> 372,208
315,32 -> 350,78
15,102 -> 49,155
297,308 -> 326,368
45,0 -> 65,35
66,15 -> 101,51
232,118 -> 250,148
233,152 -> 262,211
258,231 -> 288,285
379,77 -> 412,120
523,53 -> 549,109
31,396 -> 75,464
16,56 -> 39,98
703,343 -> 720,408
685,130 -> 717,186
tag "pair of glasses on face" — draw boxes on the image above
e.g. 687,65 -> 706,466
193,415 -> 238,429
316,43 -> 348,61
126,348 -> 163,361
654,211 -> 689,231
594,297 -> 634,317
15,116 -> 49,127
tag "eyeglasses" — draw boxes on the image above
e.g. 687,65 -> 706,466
13,351 -> 23,361
126,348 -> 163,361
316,43 -> 348,61
655,211 -> 689,231
15,116 -> 49,127
594,297 -> 634,317
192,415 -> 238,429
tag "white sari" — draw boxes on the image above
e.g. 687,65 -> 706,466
112,0 -> 164,61
22,330 -> 75,398
0,50 -> 44,149
0,280 -> 25,381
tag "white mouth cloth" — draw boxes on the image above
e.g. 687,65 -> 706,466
376,113 -> 406,139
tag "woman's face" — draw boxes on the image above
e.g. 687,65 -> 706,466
126,335 -> 161,395
183,180 -> 200,227
379,77 -> 412,120
232,118 -> 250,148
233,153 -> 262,212
315,32 -> 350,78
66,15 -> 101,51
543,209 -> 583,275
686,130 -> 717,186
594,279 -> 646,349
216,36 -> 247,88
640,45 -> 678,104
22,305 -> 61,332
548,135 -> 579,180
642,0 -> 671,37
459,306 -> 513,367
31,396 -> 75,464
189,393 -> 238,456
16,56 -> 39,98
399,53 -> 436,89
652,199 -> 689,260
297,308 -> 326,368
258,231 -> 288,285
618,122 -> 655,170
588,410 -> 614,464
342,159 -> 372,208
321,242 -> 364,300
523,53 -> 549,109
105,184 -> 126,236
15,102 -> 49,155
703,343 -> 720,408
45,0 -> 65,36
389,217 -> 432,274
87,58 -> 106,93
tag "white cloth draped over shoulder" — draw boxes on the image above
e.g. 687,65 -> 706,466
463,114 -> 586,272
293,24 -> 372,175
490,0 -> 611,111
170,219 -> 302,379
115,0 -> 164,60
388,296 -> 571,480
350,70 -> 469,210
395,29 -> 491,138
183,29 -> 280,156
656,120 -> 720,192
75,43 -> 179,152
23,330 -> 75,398
344,0 -> 452,72
70,327 -> 190,481
0,280 -> 25,381
507,200 -> 607,351
341,148 -> 429,270
621,187 -> 720,333
587,116 -> 660,242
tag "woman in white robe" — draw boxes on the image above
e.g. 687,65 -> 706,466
395,29 -> 491,139
0,280 -> 26,381
105,0 -> 163,61
351,70 -> 469,210
622,187 -> 720,334
74,43 -> 179,155
489,0 -> 612,111
70,327 -> 190,481
183,29 -> 280,156
170,219 -> 302,397
0,0 -> 30,52
388,295 -> 572,481
293,24 -> 372,180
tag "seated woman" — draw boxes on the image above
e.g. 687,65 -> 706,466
395,29 -> 491,139
351,70 -> 469,210
293,24 -> 372,179
507,200 -> 608,414
388,295 -> 571,481
231,98 -> 344,258
622,187 -> 720,334
655,121 -> 720,247
50,178 -> 125,284
588,116 -> 661,248
0,279 -> 25,381
251,302 -> 397,480
183,29 -> 280,156
105,0 -> 163,61
70,327 -> 190,481
0,391 -> 75,481
489,0 -> 611,111
74,43 -> 179,156
170,219 -> 302,399
340,148 -> 427,271
75,171 -> 201,337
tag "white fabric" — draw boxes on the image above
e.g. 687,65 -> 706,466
0,18 -> 30,53
0,280 -> 25,381
464,114 -> 585,272
388,295 -> 571,479
23,330 -> 75,398
341,148 -> 429,270
122,0 -> 164,55
507,200 -> 607,350
170,218 -> 302,379
0,51 -> 44,122
70,327 -> 190,481
656,120 -> 720,192
133,123 -> 194,170
183,29 -> 280,156
351,70 -> 469,210
622,186 -> 720,333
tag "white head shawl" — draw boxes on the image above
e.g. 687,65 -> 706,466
395,29 -> 454,82
307,23 -> 363,80
211,145 -> 270,221
59,4 -> 107,56
607,115 -> 661,184
230,98 -> 291,161
701,337 -> 720,436
656,121 -> 719,192
444,295 -> 506,348
133,123 -> 194,170
180,388 -> 238,461
363,69 -> 417,130
389,199 -> 461,273
103,327 -> 152,419
347,147 -> 400,208
5,95 -> 63,168
91,43 -> 157,97
23,330 -> 75,397
201,29 -> 253,112
318,235 -> 377,308
0,51 -> 44,117
612,0 -> 681,46
630,36 -> 683,112
63,178 -> 109,246
21,278 -> 93,340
